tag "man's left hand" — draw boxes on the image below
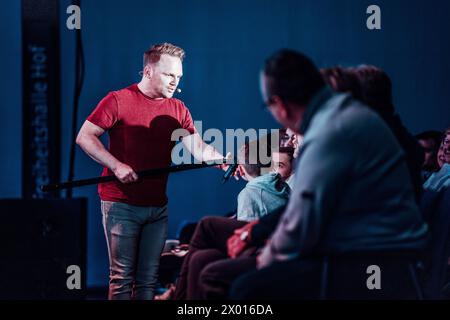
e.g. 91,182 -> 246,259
227,220 -> 258,258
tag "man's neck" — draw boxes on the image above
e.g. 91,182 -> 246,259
137,80 -> 162,99
290,107 -> 306,134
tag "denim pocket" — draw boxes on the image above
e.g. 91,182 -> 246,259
154,205 -> 168,220
101,200 -> 115,216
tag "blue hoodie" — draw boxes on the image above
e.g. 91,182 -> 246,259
237,173 -> 291,221
424,163 -> 450,192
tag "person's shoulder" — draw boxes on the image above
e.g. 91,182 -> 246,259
167,98 -> 188,108
334,95 -> 374,122
248,173 -> 277,186
109,83 -> 138,98
108,83 -> 139,99
164,98 -> 193,117
325,96 -> 385,137
238,184 -> 258,199
435,164 -> 450,179
97,85 -> 130,99
305,98 -> 381,152
241,181 -> 266,198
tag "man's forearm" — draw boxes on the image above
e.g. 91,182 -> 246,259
200,142 -> 224,162
183,133 -> 224,163
76,135 -> 121,171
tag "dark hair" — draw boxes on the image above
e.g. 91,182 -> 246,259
320,67 -> 361,98
237,141 -> 262,177
350,65 -> 395,118
277,146 -> 295,160
264,49 -> 325,106
415,130 -> 443,145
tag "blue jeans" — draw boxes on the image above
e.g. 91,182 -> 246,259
101,201 -> 168,300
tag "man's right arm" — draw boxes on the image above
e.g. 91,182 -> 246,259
76,120 -> 138,183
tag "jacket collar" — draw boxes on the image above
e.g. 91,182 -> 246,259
299,86 -> 334,134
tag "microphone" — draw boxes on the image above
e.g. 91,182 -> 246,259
222,163 -> 238,184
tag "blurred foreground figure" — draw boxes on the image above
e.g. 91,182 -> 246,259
230,50 -> 428,300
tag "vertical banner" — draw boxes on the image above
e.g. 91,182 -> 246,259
22,0 -> 60,198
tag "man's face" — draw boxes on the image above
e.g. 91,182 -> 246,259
437,131 -> 450,168
148,54 -> 183,98
259,72 -> 290,129
418,138 -> 439,170
272,151 -> 293,181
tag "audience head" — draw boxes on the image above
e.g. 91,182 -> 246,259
285,128 -> 303,158
415,130 -> 443,171
281,128 -> 296,147
271,146 -> 295,181
320,66 -> 361,98
237,140 -> 265,181
437,128 -> 450,168
350,65 -> 395,118
321,65 -> 395,120
261,49 -> 325,132
279,128 -> 289,145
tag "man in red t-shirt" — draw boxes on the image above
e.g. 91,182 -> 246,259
76,43 -> 226,300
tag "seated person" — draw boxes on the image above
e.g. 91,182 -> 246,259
168,140 -> 291,300
189,147 -> 298,299
229,50 -> 427,300
192,148 -> 300,299
272,146 -> 295,189
281,127 -> 302,158
415,130 -> 443,180
167,135 -> 295,244
321,65 -> 424,202
424,128 -> 450,192
235,143 -> 291,222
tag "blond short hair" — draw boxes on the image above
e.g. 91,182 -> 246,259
143,43 -> 185,67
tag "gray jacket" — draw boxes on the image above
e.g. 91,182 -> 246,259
259,87 -> 428,266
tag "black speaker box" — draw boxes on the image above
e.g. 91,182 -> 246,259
0,198 -> 87,299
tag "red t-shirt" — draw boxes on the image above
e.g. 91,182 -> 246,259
86,84 -> 196,207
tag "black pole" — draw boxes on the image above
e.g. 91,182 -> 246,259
67,0 -> 84,198
41,161 -> 226,192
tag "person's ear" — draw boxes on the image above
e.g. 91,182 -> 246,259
271,95 -> 288,120
144,65 -> 153,79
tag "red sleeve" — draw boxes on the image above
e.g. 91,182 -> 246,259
181,103 -> 197,135
86,92 -> 118,130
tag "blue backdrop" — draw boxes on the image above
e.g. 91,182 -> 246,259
1,0 -> 449,287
